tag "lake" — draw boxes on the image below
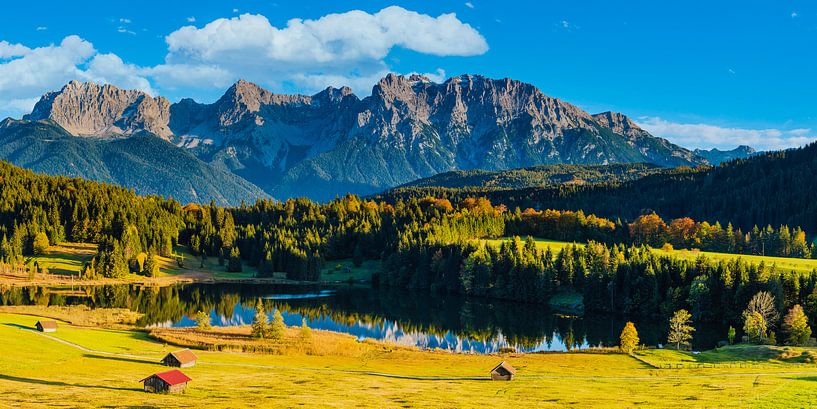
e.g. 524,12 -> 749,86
0,283 -> 727,353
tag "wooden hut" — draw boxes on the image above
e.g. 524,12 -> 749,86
490,361 -> 516,381
35,321 -> 58,333
140,370 -> 192,394
161,349 -> 198,368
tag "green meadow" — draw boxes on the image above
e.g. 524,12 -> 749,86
481,237 -> 817,275
1,311 -> 816,408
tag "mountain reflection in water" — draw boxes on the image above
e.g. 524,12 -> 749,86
0,284 -> 726,353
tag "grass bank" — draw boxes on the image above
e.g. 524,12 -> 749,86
1,311 -> 816,407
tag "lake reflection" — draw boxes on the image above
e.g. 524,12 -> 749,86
0,284 -> 726,353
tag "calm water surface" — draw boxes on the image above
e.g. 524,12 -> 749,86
0,284 -> 726,353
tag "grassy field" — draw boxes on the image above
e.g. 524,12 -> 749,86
28,242 -> 97,276
482,237 -> 817,275
651,247 -> 817,274
320,259 -> 379,282
1,311 -> 816,408
160,245 -> 259,280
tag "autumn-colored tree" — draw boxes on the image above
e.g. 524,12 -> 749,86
619,322 -> 640,354
668,217 -> 696,248
743,311 -> 767,344
782,304 -> 812,346
745,291 -> 780,329
629,214 -> 668,247
667,309 -> 695,350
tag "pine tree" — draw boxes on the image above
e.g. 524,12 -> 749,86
196,310 -> 211,330
143,251 -> 159,277
268,309 -> 285,341
352,243 -> 363,267
250,299 -> 269,339
32,232 -> 49,255
227,247 -> 242,272
299,317 -> 314,353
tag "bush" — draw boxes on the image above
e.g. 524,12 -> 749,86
32,232 -> 49,255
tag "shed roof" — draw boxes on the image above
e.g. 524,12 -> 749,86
141,370 -> 192,386
491,361 -> 516,375
167,349 -> 198,364
36,321 -> 58,329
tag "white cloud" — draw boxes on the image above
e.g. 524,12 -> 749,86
0,41 -> 31,59
637,116 -> 816,151
117,27 -> 136,35
465,2 -> 474,8
162,7 -> 487,93
145,63 -> 233,90
80,53 -> 154,95
0,36 -> 150,118
120,18 -> 132,24
0,36 -> 96,101
186,16 -> 196,23
36,26 -> 47,31
791,11 -> 798,18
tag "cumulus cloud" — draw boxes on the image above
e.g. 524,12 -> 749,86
80,53 -> 154,94
162,7 -> 487,92
0,41 -> 31,59
186,16 -> 196,23
0,36 -> 150,117
636,116 -> 816,151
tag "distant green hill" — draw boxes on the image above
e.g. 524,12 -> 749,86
397,163 -> 664,190
0,119 -> 269,205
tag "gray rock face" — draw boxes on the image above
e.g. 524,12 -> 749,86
24,81 -> 173,139
20,74 -> 706,201
592,111 -> 706,166
693,145 -> 757,165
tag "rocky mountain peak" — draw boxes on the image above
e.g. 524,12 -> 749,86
591,111 -> 644,138
24,81 -> 172,139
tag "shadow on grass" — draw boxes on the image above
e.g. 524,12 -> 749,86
83,353 -> 157,366
0,374 -> 141,392
4,323 -> 36,330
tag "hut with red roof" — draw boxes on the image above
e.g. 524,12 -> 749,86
140,369 -> 192,394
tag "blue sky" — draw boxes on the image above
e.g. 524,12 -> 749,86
0,0 -> 815,150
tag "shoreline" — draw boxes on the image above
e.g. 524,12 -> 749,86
0,273 -> 367,288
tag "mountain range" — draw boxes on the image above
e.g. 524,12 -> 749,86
1,74 -> 733,203
693,146 -> 757,165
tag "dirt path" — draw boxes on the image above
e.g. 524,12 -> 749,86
17,326 -> 817,382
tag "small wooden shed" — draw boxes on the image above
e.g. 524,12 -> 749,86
490,361 -> 516,381
161,349 -> 198,368
140,369 -> 192,394
35,320 -> 58,333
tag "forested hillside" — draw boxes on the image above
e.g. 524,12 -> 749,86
398,163 -> 664,190
381,143 -> 817,234
0,119 -> 269,205
1,160 -> 816,331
